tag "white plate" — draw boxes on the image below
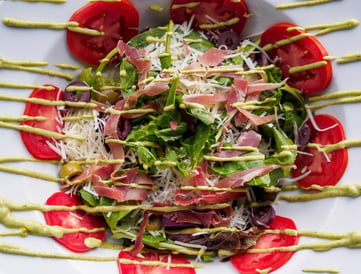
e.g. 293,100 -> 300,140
0,0 -> 360,273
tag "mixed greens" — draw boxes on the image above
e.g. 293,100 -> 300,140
56,21 -> 307,260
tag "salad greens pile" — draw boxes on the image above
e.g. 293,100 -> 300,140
58,21 -> 307,259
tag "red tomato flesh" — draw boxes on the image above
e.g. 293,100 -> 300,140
118,251 -> 196,274
260,22 -> 332,95
230,216 -> 299,274
67,0 -> 139,65
292,114 -> 348,188
170,0 -> 248,36
20,85 -> 63,160
43,192 -> 106,253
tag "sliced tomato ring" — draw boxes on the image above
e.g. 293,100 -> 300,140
292,114 -> 348,188
43,191 -> 106,253
230,215 -> 299,274
260,22 -> 332,95
117,251 -> 196,274
20,85 -> 63,160
67,0 -> 139,65
170,0 -> 248,38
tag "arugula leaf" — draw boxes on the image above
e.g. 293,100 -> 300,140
119,59 -> 137,96
182,121 -> 211,169
100,197 -> 132,230
211,152 -> 271,187
78,189 -> 98,207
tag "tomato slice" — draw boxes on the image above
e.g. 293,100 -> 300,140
170,0 -> 248,36
20,85 -> 63,160
230,216 -> 299,274
292,114 -> 348,188
67,0 -> 139,65
260,22 -> 332,95
117,251 -> 196,274
43,192 -> 106,253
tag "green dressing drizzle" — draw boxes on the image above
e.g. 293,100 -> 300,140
0,93 -> 97,108
118,258 -> 201,269
279,183 -> 361,202
0,121 -> 84,141
304,19 -> 359,35
262,33 -> 312,52
0,115 -> 47,122
289,61 -> 328,74
0,242 -> 115,261
2,17 -> 104,36
55,63 -> 80,70
0,81 -> 55,90
0,57 -> 48,67
276,0 -> 334,10
148,4 -> 164,13
302,269 -> 339,273
203,154 -> 265,162
337,52 -> 361,64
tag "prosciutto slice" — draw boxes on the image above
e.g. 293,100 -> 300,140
117,40 -> 151,82
174,167 -> 245,206
215,165 -> 282,188
162,207 -> 233,228
93,167 -> 154,202
213,130 -> 261,158
125,81 -> 170,109
199,48 -> 229,67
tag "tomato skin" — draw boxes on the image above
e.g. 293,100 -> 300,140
43,192 -> 106,253
170,0 -> 248,36
292,114 -> 348,188
117,251 -> 196,274
20,85 -> 63,160
230,216 -> 299,274
67,0 -> 139,65
260,22 -> 332,95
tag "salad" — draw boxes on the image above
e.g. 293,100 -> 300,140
0,0 -> 359,273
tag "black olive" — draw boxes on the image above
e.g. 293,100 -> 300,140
298,122 -> 312,146
216,31 -> 241,50
64,81 -> 91,103
117,118 -> 131,140
251,205 -> 276,227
